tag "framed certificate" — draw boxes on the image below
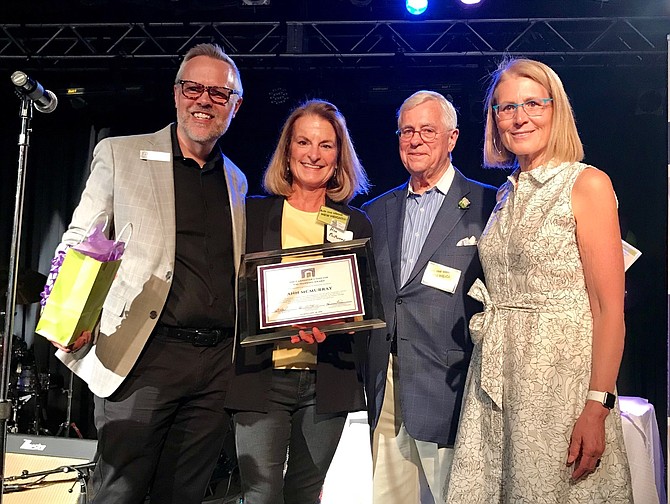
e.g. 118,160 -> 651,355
238,238 -> 386,346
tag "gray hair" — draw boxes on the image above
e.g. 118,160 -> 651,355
175,43 -> 243,96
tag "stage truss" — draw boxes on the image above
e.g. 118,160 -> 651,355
0,17 -> 668,72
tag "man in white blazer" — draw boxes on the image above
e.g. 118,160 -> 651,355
49,43 -> 247,504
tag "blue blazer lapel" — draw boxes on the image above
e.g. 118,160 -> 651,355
404,169 -> 471,286
386,184 -> 408,293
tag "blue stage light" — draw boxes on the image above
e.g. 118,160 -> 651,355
406,0 -> 428,16
459,0 -> 482,4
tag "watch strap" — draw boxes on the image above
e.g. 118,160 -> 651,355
587,390 -> 616,409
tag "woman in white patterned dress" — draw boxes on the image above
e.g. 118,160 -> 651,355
444,58 -> 633,503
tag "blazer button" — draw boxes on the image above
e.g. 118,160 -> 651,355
165,271 -> 172,281
396,298 -> 403,305
149,310 -> 158,319
385,333 -> 392,341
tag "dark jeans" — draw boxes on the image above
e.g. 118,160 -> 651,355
88,334 -> 234,504
233,369 -> 347,504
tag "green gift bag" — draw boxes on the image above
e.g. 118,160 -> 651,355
36,248 -> 121,346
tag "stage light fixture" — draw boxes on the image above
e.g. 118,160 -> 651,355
459,0 -> 482,4
242,0 -> 270,5
406,0 -> 428,16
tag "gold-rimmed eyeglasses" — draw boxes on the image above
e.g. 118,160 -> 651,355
177,79 -> 241,105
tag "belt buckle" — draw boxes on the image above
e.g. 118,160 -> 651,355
192,329 -> 215,347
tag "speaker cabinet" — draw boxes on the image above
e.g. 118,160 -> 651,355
3,434 -> 96,503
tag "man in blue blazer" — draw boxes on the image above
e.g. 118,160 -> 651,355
363,91 -> 496,503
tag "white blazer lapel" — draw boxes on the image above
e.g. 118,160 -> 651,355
143,126 -> 177,265
222,154 -> 247,277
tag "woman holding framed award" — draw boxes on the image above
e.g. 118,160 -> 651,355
225,99 -> 371,504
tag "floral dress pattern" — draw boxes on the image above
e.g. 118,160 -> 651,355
444,162 -> 632,503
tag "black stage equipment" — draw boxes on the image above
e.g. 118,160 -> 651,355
1,71 -> 58,502
10,72 -> 58,114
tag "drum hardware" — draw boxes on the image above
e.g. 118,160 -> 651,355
8,337 -> 50,435
1,267 -> 50,438
56,370 -> 82,438
39,371 -> 60,391
8,393 -> 31,434
3,334 -> 79,438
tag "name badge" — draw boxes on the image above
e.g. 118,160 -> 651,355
326,225 -> 354,243
421,261 -> 461,294
140,150 -> 171,162
316,206 -> 350,231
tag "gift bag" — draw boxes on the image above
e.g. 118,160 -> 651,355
36,214 -> 132,347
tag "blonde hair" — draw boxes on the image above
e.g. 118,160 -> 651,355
483,58 -> 583,168
175,43 -> 243,96
263,100 -> 369,203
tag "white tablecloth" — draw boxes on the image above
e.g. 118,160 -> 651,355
322,398 -> 667,504
322,411 -> 372,504
619,396 -> 666,504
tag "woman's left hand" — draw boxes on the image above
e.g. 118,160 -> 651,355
566,401 -> 608,480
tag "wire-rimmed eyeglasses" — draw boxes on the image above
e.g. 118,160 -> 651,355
492,98 -> 553,120
177,79 -> 241,105
396,127 -> 441,143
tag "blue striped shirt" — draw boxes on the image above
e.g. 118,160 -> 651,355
400,166 -> 455,286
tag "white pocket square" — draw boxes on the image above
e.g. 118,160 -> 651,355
456,236 -> 477,247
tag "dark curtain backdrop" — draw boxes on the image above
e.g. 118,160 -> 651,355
0,62 -> 666,448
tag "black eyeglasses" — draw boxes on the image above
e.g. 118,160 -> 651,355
177,79 -> 241,105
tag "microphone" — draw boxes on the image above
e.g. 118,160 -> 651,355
11,70 -> 58,113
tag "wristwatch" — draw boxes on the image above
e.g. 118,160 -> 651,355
586,390 -> 616,409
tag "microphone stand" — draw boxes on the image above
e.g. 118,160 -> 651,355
1,95 -> 35,502
4,461 -> 95,503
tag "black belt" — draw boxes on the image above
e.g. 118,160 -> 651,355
153,325 -> 233,347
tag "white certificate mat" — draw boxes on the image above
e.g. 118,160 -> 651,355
622,239 -> 642,272
258,254 -> 365,329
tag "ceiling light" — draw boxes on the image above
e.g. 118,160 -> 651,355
406,0 -> 428,16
